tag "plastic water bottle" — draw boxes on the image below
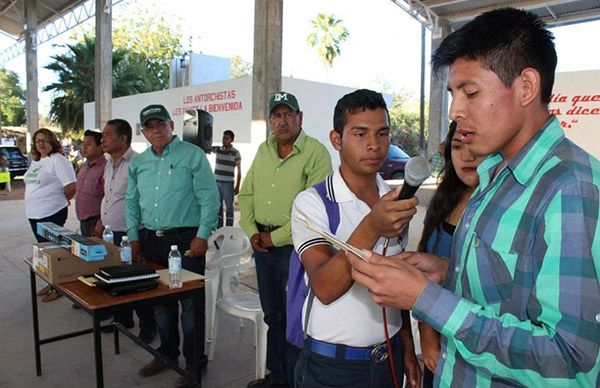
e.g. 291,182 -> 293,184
168,245 -> 182,289
120,236 -> 132,265
102,225 -> 114,244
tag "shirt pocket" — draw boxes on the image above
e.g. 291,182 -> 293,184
168,165 -> 192,191
471,233 -> 518,304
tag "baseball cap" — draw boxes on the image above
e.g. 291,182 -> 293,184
139,104 -> 171,126
268,92 -> 300,113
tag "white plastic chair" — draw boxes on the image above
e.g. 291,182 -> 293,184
205,227 -> 252,351
208,232 -> 267,379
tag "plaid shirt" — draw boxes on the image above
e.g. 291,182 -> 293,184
430,152 -> 445,178
413,117 -> 600,387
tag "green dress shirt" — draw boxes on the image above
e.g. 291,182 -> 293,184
239,130 -> 332,247
125,136 -> 219,242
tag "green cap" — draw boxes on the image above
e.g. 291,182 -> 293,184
139,104 -> 171,126
268,92 -> 300,113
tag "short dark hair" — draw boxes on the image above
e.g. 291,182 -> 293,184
84,130 -> 102,146
106,119 -> 132,145
223,130 -> 235,140
432,8 -> 556,104
333,89 -> 389,135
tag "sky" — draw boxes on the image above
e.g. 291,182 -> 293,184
1,0 -> 600,117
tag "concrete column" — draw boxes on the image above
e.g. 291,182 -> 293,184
427,20 -> 451,157
95,0 -> 112,130
24,0 -> 39,136
252,0 -> 283,138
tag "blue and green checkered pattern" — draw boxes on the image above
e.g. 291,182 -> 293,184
413,117 -> 600,387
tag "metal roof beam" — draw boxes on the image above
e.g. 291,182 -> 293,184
390,0 -> 442,36
0,0 -> 124,65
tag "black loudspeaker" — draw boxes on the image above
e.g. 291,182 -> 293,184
183,109 -> 213,153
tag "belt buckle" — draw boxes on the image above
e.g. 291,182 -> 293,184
155,230 -> 165,237
370,343 -> 389,363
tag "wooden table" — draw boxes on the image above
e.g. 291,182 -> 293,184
27,260 -> 204,388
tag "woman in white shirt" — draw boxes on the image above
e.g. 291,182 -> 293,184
24,128 -> 76,301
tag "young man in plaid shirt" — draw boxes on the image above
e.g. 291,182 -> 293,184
351,8 -> 600,387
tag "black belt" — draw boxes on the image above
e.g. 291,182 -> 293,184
305,331 -> 401,363
144,227 -> 197,238
256,223 -> 281,233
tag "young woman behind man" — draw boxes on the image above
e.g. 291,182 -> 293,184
417,121 -> 485,387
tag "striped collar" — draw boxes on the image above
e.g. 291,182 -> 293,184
324,168 -> 390,203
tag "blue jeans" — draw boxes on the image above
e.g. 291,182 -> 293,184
140,228 -> 205,365
216,180 -> 235,227
254,245 -> 293,384
294,342 -> 405,388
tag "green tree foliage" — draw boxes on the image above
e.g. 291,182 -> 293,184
112,12 -> 185,91
307,13 -> 350,68
44,7 -> 185,134
0,68 -> 26,126
43,35 -> 147,133
388,92 -> 426,156
230,55 -> 252,78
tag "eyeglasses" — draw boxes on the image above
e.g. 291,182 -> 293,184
269,111 -> 297,120
34,139 -> 50,144
142,121 -> 169,132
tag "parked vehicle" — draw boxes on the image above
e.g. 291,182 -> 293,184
0,145 -> 29,178
378,144 -> 410,180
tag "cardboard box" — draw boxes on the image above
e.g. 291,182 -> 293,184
36,222 -> 108,261
32,238 -> 120,285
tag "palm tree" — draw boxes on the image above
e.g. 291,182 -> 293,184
43,35 -> 146,133
306,13 -> 350,68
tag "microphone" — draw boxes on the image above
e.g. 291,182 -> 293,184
382,156 -> 431,253
397,156 -> 432,200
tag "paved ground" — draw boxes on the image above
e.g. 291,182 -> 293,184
0,178 -> 436,388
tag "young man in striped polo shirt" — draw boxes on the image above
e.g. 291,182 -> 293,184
213,130 -> 241,227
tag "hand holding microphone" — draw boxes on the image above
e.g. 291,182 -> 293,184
382,156 -> 431,252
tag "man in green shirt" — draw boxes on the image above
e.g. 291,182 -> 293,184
126,104 -> 219,387
239,92 -> 332,388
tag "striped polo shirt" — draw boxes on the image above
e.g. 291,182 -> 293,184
213,146 -> 240,182
413,116 -> 600,387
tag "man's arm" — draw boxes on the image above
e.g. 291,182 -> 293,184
238,158 -> 258,238
125,161 -> 143,259
353,183 -> 600,385
234,154 -> 241,195
192,152 -> 220,240
305,143 -> 333,188
298,188 -> 418,304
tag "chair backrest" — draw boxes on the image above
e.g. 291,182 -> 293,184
208,226 -> 251,267
208,227 -> 253,298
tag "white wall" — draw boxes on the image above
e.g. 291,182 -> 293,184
550,70 -> 600,159
84,76 -> 395,177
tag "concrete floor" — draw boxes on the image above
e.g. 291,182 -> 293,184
0,179 -> 435,388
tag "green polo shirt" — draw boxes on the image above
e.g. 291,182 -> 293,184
239,130 -> 332,246
125,136 -> 219,242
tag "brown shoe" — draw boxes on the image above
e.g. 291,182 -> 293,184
174,365 -> 202,387
138,358 -> 169,377
41,288 -> 62,302
37,285 -> 52,296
